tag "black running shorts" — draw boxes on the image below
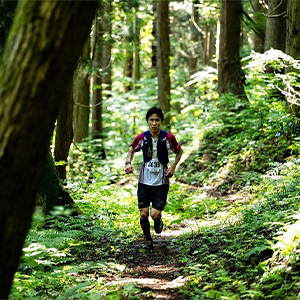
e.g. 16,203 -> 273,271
137,183 -> 169,211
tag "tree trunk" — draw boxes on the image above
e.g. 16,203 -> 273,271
285,0 -> 300,57
54,80 -> 73,180
208,26 -> 217,68
189,0 -> 199,76
123,10 -> 134,93
285,0 -> 300,117
102,1 -> 113,96
92,12 -> 104,140
124,53 -> 133,92
37,153 -> 80,215
151,2 -> 157,71
0,1 -> 98,297
204,24 -> 217,67
133,6 -> 141,93
264,0 -> 287,52
157,0 -> 171,130
218,0 -> 246,100
73,37 -> 90,144
92,11 -> 106,159
253,0 -> 266,53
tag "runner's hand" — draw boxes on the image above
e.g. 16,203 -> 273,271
125,164 -> 134,174
166,165 -> 175,178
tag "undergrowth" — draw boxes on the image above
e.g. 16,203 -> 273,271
178,158 -> 300,299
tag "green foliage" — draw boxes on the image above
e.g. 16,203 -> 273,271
176,50 -> 300,193
10,45 -> 300,300
176,157 -> 300,299
11,204 -> 139,299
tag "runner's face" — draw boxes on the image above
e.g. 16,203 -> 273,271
147,113 -> 161,136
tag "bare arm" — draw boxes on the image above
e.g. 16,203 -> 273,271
125,147 -> 135,174
166,148 -> 183,178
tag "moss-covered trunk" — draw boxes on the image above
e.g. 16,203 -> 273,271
37,153 -> 80,215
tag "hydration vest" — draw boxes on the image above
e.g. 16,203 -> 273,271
142,130 -> 169,166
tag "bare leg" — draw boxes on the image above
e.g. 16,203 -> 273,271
151,208 -> 163,234
150,208 -> 162,221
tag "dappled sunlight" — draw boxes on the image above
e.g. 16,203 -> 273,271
106,275 -> 187,298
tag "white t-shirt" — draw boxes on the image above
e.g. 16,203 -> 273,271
142,137 -> 165,185
130,131 -> 182,186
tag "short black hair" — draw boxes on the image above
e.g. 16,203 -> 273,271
146,107 -> 164,122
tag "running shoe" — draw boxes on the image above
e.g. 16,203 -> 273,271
144,238 -> 153,250
154,218 -> 163,234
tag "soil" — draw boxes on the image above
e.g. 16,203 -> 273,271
113,228 -> 189,300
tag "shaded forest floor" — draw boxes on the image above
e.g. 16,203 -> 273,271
83,175 -> 247,300
100,176 -> 193,299
113,228 -> 188,299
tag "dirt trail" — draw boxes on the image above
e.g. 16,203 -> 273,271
113,228 -> 189,299
113,176 -> 191,299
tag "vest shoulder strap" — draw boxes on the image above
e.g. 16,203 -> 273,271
160,130 -> 167,138
143,130 -> 151,138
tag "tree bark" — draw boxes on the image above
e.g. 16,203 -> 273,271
92,11 -> 106,159
189,0 -> 200,76
123,17 -> 134,92
102,1 -> 113,96
204,24 -> 217,68
218,0 -> 246,100
37,153 -> 80,215
92,12 -> 104,140
157,0 -> 171,130
54,80 -> 73,180
285,0 -> 300,117
264,0 -> 287,52
73,38 -> 90,144
253,0 -> 266,53
151,2 -> 158,71
285,0 -> 300,58
0,1 -> 98,297
133,6 -> 141,92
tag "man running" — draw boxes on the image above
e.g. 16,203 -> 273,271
125,107 -> 183,249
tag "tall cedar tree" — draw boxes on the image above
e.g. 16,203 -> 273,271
0,1 -> 98,297
73,38 -> 91,144
189,0 -> 200,76
54,80 -> 73,180
285,0 -> 300,117
264,0 -> 287,52
102,1 -> 113,95
92,11 -> 104,141
252,0 -> 266,53
157,0 -> 171,129
218,0 -> 246,100
92,10 -> 106,159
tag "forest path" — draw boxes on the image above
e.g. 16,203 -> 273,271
112,176 -> 192,298
112,175 -> 231,299
112,228 -> 190,299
